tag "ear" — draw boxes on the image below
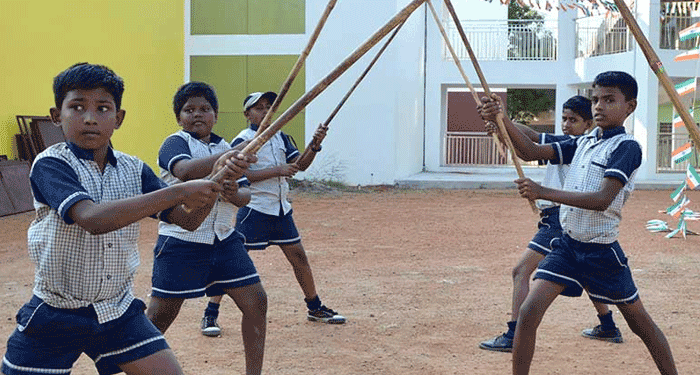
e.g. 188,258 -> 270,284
49,107 -> 61,125
213,112 -> 218,123
114,109 -> 126,129
626,99 -> 637,115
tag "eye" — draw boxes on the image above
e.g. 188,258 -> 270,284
70,104 -> 84,111
98,106 -> 110,112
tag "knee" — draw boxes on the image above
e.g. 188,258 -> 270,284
512,262 -> 533,283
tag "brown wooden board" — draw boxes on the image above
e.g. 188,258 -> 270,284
30,117 -> 65,150
0,160 -> 34,216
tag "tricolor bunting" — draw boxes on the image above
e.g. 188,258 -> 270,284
672,108 -> 694,128
675,78 -> 696,96
687,164 -> 700,189
674,49 -> 700,62
679,22 -> 700,41
667,195 -> 691,218
671,181 -> 686,202
672,142 -> 693,164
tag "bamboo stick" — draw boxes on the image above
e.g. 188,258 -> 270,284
254,0 -> 337,136
239,0 -> 427,157
612,0 -> 700,149
442,0 -> 537,212
296,18 -> 407,163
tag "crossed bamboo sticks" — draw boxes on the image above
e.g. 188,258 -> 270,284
231,0 -> 534,211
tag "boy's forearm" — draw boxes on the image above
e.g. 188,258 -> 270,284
174,153 -> 224,181
244,167 -> 280,182
167,199 -> 216,231
537,187 -> 615,211
294,152 -> 316,171
70,184 -> 187,234
499,116 -> 547,161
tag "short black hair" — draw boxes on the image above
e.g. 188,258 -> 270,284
53,62 -> 125,109
592,71 -> 638,101
173,82 -> 218,118
562,95 -> 592,121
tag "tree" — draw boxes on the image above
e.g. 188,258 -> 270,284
507,88 -> 556,125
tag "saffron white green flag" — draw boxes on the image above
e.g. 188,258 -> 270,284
674,49 -> 700,62
687,164 -> 700,189
671,182 -> 686,201
672,108 -> 694,128
679,22 -> 700,41
667,196 -> 690,218
675,78 -> 696,96
672,142 -> 693,164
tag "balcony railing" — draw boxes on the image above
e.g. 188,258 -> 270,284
445,19 -> 558,61
444,132 -> 539,166
657,131 -> 700,172
576,15 -> 632,57
660,15 -> 699,50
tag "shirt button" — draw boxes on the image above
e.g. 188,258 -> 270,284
107,243 -> 113,248
106,275 -> 111,280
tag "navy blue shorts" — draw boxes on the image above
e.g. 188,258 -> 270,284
534,234 -> 639,304
236,206 -> 301,250
2,296 -> 168,375
151,232 -> 260,299
528,206 -> 562,255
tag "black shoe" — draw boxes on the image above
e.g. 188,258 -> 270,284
307,305 -> 346,324
201,315 -> 221,337
581,325 -> 623,343
479,333 -> 513,352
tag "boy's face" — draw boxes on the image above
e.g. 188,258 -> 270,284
178,96 -> 217,140
50,88 -> 125,151
561,108 -> 592,136
591,86 -> 636,130
244,98 -> 272,126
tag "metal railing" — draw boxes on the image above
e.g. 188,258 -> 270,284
445,19 -> 558,61
660,15 -> 700,50
657,131 -> 699,172
576,15 -> 632,57
444,132 -> 539,166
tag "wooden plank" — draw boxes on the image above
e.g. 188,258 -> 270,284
31,117 -> 65,150
0,160 -> 34,215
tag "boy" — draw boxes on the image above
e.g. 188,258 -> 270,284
200,91 -> 344,336
1,63 -> 244,375
480,71 -> 677,375
479,96 -> 622,353
145,82 -> 267,375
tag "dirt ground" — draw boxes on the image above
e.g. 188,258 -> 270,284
1,187 -> 699,374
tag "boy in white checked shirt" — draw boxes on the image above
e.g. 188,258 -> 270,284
1,63 -> 248,375
480,71 -> 677,375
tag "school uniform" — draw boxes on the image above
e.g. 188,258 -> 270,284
528,133 -> 575,256
231,125 -> 302,250
2,143 -> 169,375
534,126 -> 643,305
151,130 -> 260,299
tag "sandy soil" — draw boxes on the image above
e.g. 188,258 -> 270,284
1,188 -> 699,374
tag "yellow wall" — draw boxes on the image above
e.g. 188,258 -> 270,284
0,0 -> 184,169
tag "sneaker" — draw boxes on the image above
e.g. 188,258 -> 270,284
201,315 -> 221,337
581,325 -> 623,343
307,305 -> 346,324
478,333 -> 514,352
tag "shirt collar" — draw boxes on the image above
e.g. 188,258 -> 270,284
66,142 -> 118,167
592,126 -> 626,140
183,130 -> 223,144
249,124 -> 259,131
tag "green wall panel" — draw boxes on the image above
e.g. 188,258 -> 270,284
191,0 -> 247,35
189,55 -> 306,149
190,56 -> 247,113
191,0 -> 304,35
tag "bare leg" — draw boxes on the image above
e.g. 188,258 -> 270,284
511,249 -> 545,320
224,283 -> 267,375
279,242 -> 318,300
512,279 -> 565,375
592,301 -> 610,315
617,299 -> 677,375
146,297 -> 185,333
118,348 -> 184,375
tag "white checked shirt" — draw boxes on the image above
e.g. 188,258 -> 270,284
232,125 -> 300,216
551,126 -> 642,244
537,133 -> 575,210
157,130 -> 246,243
28,143 -> 167,323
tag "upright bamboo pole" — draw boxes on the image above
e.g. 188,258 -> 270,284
254,0 -> 337,136
240,0 -> 427,156
612,0 -> 700,148
442,0 -> 537,212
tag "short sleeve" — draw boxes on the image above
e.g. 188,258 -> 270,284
158,135 -> 192,173
550,137 -> 580,165
281,133 -> 300,163
30,157 -> 93,224
140,163 -> 171,221
231,137 -> 246,148
604,140 -> 642,184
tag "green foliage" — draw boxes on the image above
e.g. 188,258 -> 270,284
506,89 -> 556,125
508,2 -> 544,20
